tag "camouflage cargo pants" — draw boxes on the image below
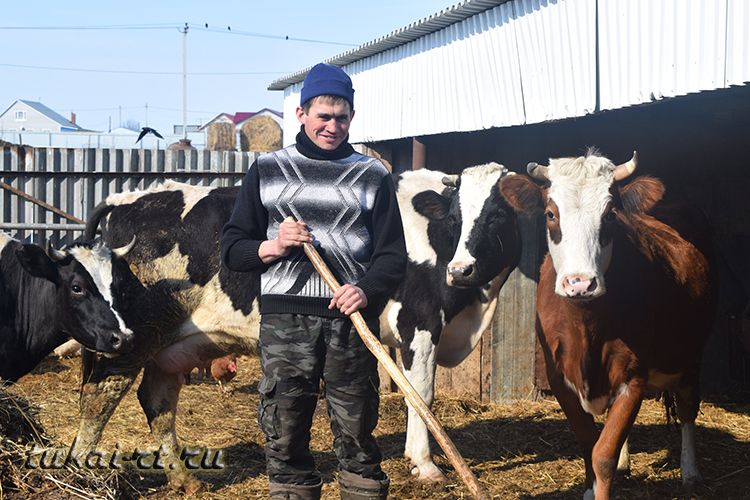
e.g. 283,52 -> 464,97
258,313 -> 384,486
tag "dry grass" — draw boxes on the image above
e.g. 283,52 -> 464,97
2,356 -> 749,499
206,123 -> 237,151
240,116 -> 282,152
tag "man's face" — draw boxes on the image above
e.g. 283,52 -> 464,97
296,98 -> 354,151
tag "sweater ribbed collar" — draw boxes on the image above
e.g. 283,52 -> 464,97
295,126 -> 355,161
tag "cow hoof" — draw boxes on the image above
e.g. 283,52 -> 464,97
683,472 -> 704,490
410,462 -> 446,482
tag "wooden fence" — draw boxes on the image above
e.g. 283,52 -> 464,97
0,145 -> 256,246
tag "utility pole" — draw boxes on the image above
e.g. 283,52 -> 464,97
145,103 -> 148,127
180,22 -> 189,140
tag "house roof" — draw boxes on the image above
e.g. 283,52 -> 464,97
16,99 -> 83,130
200,108 -> 284,130
267,0 -> 508,90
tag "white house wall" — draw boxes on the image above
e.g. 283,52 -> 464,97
280,0 -> 750,145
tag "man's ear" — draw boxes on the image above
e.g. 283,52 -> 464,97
296,106 -> 307,125
619,176 -> 665,214
499,175 -> 545,215
412,190 -> 452,221
15,244 -> 60,284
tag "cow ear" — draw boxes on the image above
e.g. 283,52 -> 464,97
619,176 -> 664,214
15,244 -> 60,284
500,174 -> 544,215
412,190 -> 451,221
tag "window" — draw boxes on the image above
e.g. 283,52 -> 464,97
15,110 -> 27,121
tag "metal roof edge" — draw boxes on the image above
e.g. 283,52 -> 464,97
267,0 -> 508,91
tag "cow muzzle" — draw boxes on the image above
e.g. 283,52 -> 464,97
95,328 -> 134,354
561,274 -> 599,299
447,261 -> 476,287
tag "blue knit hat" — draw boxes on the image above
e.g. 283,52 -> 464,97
300,63 -> 354,108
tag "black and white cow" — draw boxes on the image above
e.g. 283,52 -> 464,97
381,163 -> 523,480
0,232 -> 134,382
70,165 -> 523,491
70,181 -> 260,493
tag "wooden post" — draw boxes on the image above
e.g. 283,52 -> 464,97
301,238 -> 489,500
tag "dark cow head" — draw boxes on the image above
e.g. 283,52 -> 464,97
410,162 -> 522,287
501,150 -> 662,299
15,239 -> 136,354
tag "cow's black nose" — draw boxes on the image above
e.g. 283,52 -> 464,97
111,332 -> 123,350
450,265 -> 474,280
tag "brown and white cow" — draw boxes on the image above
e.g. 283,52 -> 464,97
501,150 -> 717,500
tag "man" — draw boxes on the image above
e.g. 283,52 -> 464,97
221,63 -> 406,500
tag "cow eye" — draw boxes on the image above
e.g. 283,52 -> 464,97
545,210 -> 556,222
71,283 -> 85,295
603,209 -> 617,223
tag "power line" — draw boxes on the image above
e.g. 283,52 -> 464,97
0,22 -> 358,46
188,23 -> 357,47
0,62 -> 288,76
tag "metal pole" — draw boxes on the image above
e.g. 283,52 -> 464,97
181,23 -> 188,140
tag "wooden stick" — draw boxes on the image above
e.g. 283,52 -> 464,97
301,241 -> 490,500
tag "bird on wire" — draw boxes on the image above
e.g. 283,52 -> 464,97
136,126 -> 164,143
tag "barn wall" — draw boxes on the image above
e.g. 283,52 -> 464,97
373,84 -> 750,400
278,0 -> 749,147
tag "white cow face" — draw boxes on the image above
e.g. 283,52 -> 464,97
527,151 -> 638,299
544,163 -> 615,298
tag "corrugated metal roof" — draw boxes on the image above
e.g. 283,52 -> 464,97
267,0 -> 510,90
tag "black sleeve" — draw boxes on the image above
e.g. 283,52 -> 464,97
355,174 -> 407,308
220,161 -> 270,272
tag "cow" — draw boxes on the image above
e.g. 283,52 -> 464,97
0,231 -> 135,382
380,163 -> 523,480
500,150 -> 717,500
68,163 -> 523,491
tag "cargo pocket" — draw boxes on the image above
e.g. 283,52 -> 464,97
258,377 -> 280,441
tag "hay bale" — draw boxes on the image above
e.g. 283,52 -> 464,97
0,385 -> 136,499
207,122 -> 237,151
240,115 -> 282,152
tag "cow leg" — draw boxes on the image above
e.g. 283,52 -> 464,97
616,438 -> 630,473
401,328 -> 443,481
137,360 -> 202,494
69,353 -> 140,464
674,379 -> 703,488
546,371 -> 598,499
592,380 -> 645,500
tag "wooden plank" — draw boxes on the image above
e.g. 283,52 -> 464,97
491,214 -> 545,402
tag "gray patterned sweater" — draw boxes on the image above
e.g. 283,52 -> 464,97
221,129 -> 406,319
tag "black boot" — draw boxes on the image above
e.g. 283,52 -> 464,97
269,479 -> 323,500
338,470 -> 389,500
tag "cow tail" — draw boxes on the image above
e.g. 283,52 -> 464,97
85,202 -> 115,241
658,391 -> 679,430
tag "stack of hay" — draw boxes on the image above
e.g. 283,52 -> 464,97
0,385 -> 135,499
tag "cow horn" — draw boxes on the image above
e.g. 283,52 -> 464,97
47,242 -> 67,261
112,236 -> 136,258
442,175 -> 459,187
527,162 -> 550,180
613,151 -> 638,181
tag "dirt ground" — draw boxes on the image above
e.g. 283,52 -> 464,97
2,355 -> 749,499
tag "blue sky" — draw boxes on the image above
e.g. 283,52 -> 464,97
2,1 -> 451,133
